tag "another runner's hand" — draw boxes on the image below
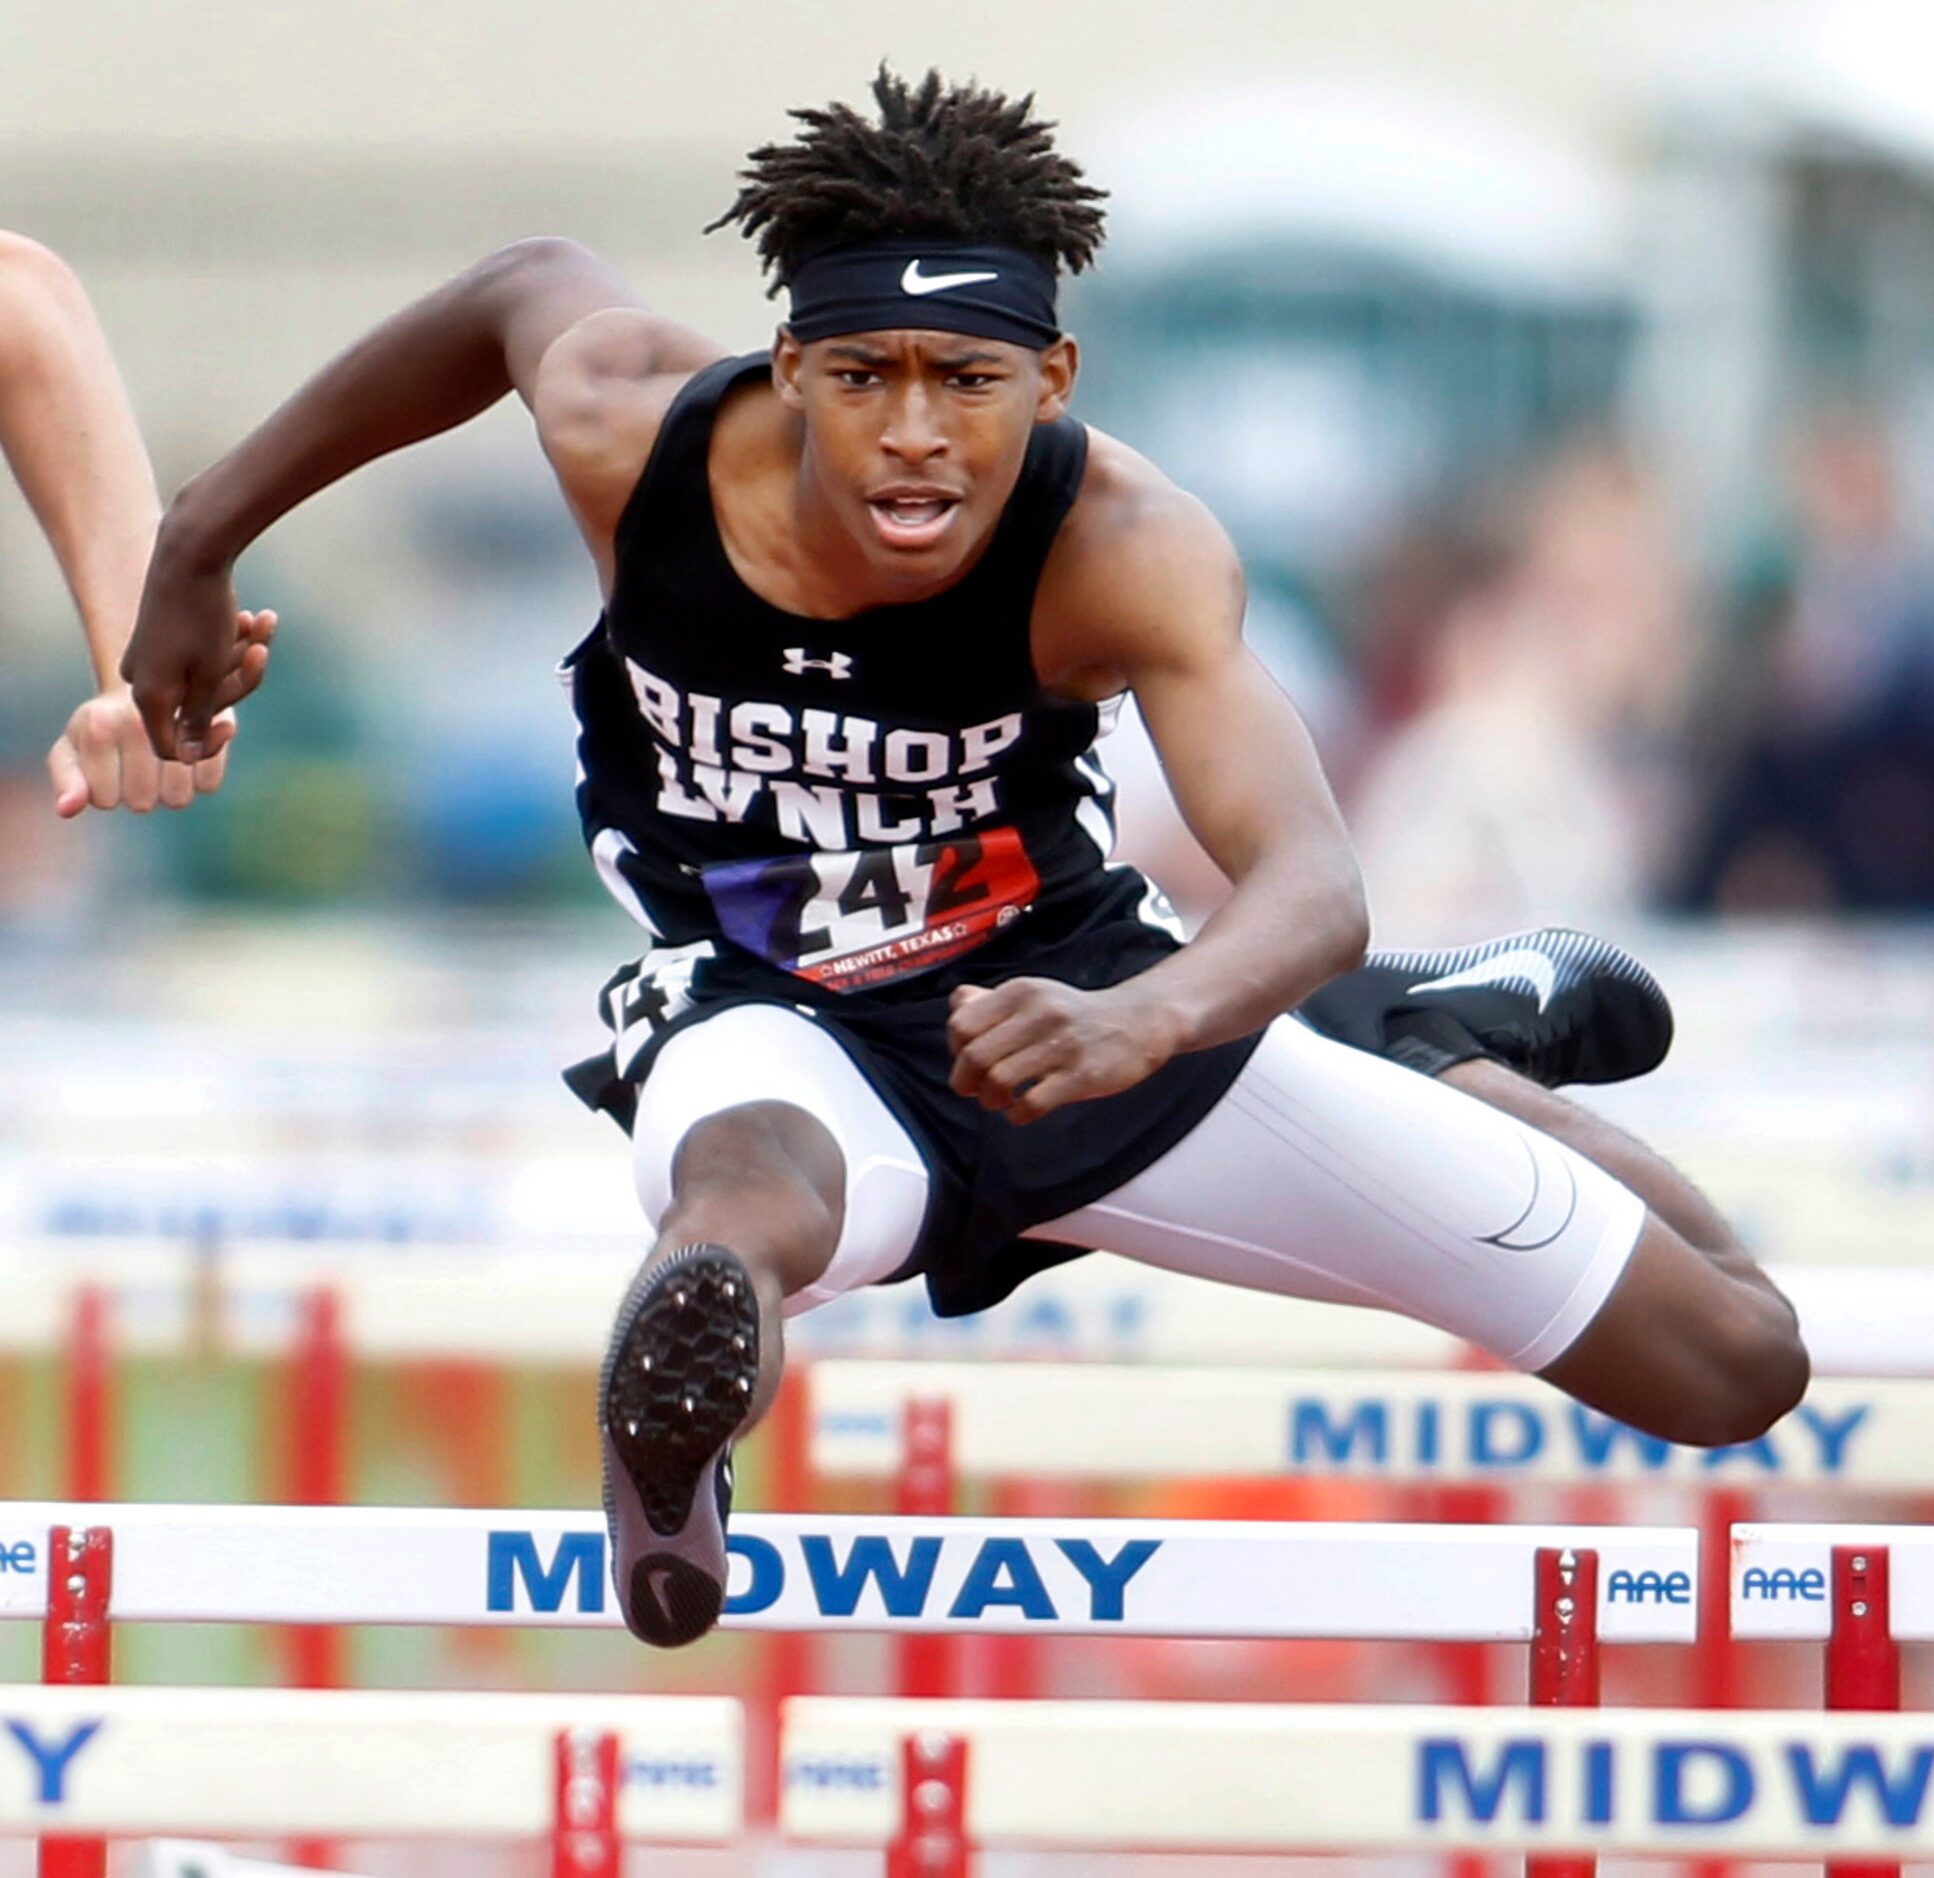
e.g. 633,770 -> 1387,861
123,551 -> 277,761
47,684 -> 243,817
948,977 -> 1181,1125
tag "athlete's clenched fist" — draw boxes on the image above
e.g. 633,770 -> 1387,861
122,554 -> 276,763
947,976 -> 1183,1124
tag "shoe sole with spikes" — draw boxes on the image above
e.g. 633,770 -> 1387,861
599,1244 -> 759,1647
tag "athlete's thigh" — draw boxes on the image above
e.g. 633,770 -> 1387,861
630,1002 -> 931,1314
1033,1015 -> 1646,1370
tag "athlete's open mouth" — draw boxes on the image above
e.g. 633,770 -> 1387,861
866,490 -> 963,549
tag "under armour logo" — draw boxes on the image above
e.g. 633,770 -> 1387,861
782,648 -> 854,680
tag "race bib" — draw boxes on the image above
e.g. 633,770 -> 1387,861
702,828 -> 1039,991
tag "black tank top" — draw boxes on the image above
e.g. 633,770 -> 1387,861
565,351 -> 1124,999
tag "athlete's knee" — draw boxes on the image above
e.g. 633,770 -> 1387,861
1547,1231 -> 1809,1448
1672,1285 -> 1810,1448
663,1100 -> 845,1284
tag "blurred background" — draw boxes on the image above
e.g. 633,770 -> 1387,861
2,0 -> 1932,1872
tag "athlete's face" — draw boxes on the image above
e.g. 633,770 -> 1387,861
773,328 -> 1077,582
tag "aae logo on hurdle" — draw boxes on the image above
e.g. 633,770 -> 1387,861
1604,1569 -> 1691,1606
1740,1568 -> 1827,1602
1732,1524 -> 1934,1640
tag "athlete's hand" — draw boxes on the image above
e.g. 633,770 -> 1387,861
123,552 -> 277,761
948,977 -> 1183,1124
47,683 -> 243,817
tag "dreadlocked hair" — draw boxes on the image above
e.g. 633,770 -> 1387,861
707,66 -> 1107,294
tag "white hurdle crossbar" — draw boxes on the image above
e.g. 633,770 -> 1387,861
0,1685 -> 741,1842
781,1698 -> 1934,1859
0,1502 -> 1699,1642
809,1364 -> 1922,1486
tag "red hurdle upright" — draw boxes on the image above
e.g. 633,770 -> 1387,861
1527,1545 -> 1601,1878
38,1524 -> 111,1878
283,1286 -> 348,1692
895,1398 -> 958,1699
887,1730 -> 969,1878
1825,1544 -> 1901,1878
283,1287 -> 349,1870
752,1366 -> 816,1823
550,1727 -> 621,1878
63,1289 -> 113,1504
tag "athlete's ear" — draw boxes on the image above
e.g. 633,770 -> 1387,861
772,328 -> 806,412
1033,335 -> 1078,423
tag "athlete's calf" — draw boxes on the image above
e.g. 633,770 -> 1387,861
598,1099 -> 843,1647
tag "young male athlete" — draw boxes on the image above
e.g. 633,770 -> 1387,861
0,230 -> 271,815
123,71 -> 1807,1648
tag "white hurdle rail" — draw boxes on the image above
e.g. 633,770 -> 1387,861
0,1502 -> 1699,1643
808,1363 -> 1924,1485
0,1684 -> 741,1844
780,1699 -> 1934,1863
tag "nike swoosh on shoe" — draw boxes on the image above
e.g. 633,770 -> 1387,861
1407,947 -> 1559,1012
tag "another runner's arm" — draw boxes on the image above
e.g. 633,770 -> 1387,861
126,238 -> 709,759
0,232 -> 159,687
0,232 -> 276,816
1103,489 -> 1369,1051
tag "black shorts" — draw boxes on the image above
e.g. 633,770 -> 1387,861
565,869 -> 1264,1317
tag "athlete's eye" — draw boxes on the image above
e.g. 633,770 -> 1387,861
836,369 -> 882,388
948,374 -> 997,390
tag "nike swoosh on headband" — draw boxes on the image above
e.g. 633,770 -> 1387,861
901,260 -> 1001,296
1407,947 -> 1558,1012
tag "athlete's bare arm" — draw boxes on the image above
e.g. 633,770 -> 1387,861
0,231 -> 272,815
949,433 -> 1368,1122
124,238 -> 722,760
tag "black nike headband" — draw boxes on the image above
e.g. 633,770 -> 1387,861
785,240 -> 1061,349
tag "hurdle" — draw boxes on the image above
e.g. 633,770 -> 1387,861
0,1684 -> 742,1851
806,1361 -> 1926,1796
0,1500 -> 1697,1644
807,1364 -> 1920,1486
780,1698 -> 1934,1866
1,1501 -> 1699,1877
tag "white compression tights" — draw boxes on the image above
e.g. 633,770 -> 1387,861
628,1002 -> 1645,1370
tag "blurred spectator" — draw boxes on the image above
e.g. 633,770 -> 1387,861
1343,439 -> 1692,941
1673,409 -> 1934,912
